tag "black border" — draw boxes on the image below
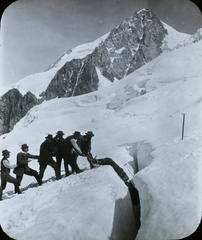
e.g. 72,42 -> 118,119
0,1 -> 201,240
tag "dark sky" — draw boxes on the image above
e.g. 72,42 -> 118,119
0,0 -> 201,86
0,0 -> 201,21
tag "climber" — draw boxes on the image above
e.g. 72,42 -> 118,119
38,134 -> 61,183
73,131 -> 95,169
62,131 -> 85,175
53,131 -> 66,177
88,154 -> 130,184
0,150 -> 21,201
13,144 -> 41,186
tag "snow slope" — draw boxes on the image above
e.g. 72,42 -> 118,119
0,26 -> 202,240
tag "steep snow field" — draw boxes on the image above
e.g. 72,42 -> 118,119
0,25 -> 202,240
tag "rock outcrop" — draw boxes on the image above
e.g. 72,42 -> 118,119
44,56 -> 99,100
44,9 -> 167,100
0,89 -> 40,135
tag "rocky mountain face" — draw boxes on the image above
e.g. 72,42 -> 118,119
44,9 -> 167,100
44,56 -> 99,99
0,89 -> 41,135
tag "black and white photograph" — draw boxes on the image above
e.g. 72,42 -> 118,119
0,0 -> 202,239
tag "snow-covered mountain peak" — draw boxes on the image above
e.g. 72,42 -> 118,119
41,8 -> 169,101
45,32 -> 110,72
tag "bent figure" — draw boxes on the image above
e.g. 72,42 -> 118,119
13,144 -> 41,186
62,131 -> 85,174
89,155 -> 130,184
0,150 -> 21,201
79,131 -> 95,169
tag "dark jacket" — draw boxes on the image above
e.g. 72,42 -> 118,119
1,158 -> 10,176
63,135 -> 82,155
53,136 -> 65,156
1,158 -> 16,178
13,152 -> 39,176
39,139 -> 55,163
80,135 -> 92,155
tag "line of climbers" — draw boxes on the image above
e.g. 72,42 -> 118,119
0,131 -> 133,201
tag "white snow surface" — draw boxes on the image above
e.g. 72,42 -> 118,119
0,25 -> 202,240
162,22 -> 190,50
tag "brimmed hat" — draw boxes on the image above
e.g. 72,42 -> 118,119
85,131 -> 94,137
21,144 -> 29,149
46,134 -> 53,139
56,131 -> 64,136
2,149 -> 10,156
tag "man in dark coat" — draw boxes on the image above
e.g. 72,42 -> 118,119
73,131 -> 95,169
38,134 -> 61,183
0,150 -> 21,201
13,144 -> 41,186
53,131 -> 65,178
87,154 -> 130,184
62,131 -> 85,174
80,131 -> 95,169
